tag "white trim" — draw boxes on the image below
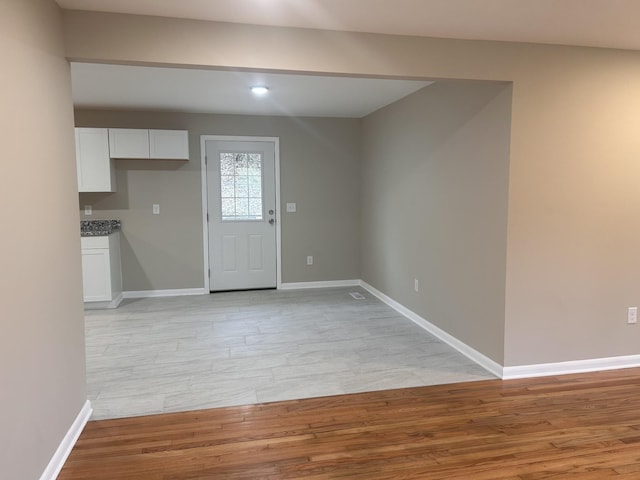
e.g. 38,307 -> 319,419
122,288 -> 207,299
360,281 -> 504,378
200,135 -> 281,292
39,400 -> 92,480
274,140 -> 282,289
279,279 -> 361,290
200,135 -> 210,291
83,292 -> 123,310
503,354 -> 640,380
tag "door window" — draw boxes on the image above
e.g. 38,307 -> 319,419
219,152 -> 263,221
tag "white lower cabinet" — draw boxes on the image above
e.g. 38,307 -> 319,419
81,233 -> 123,308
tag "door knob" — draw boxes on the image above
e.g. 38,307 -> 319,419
269,218 -> 275,225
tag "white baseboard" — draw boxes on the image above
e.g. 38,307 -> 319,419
503,354 -> 640,380
39,400 -> 92,480
123,288 -> 208,299
84,292 -> 123,310
360,281 -> 504,378
279,279 -> 361,290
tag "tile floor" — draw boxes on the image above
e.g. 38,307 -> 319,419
85,287 -> 495,419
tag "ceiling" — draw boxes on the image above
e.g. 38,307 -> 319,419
71,63 -> 432,117
57,0 -> 640,51
64,0 -> 640,117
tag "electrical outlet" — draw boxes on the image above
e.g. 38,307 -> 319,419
153,204 -> 160,215
307,256 -> 313,265
286,203 -> 297,213
84,205 -> 92,215
628,307 -> 638,324
414,279 -> 419,292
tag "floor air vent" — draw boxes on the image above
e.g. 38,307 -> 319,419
349,292 -> 365,300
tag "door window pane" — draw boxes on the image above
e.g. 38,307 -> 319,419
249,198 -> 262,217
235,198 -> 249,216
220,154 -> 235,175
220,152 -> 263,220
247,154 -> 261,175
248,183 -> 261,197
220,176 -> 234,197
221,198 -> 235,217
234,154 -> 248,175
235,176 -> 249,197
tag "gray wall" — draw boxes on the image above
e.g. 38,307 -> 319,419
77,110 -> 361,290
361,82 -> 512,364
1,1 -> 86,478
62,11 -> 640,367
63,10 -> 640,368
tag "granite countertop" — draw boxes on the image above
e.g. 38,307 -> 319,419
81,220 -> 121,237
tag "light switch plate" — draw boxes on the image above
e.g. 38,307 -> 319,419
153,204 -> 160,215
84,205 -> 92,215
286,203 -> 297,213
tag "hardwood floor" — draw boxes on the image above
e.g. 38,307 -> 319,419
60,367 -> 640,479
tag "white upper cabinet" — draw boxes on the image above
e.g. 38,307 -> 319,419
75,127 -> 189,192
75,128 -> 115,192
108,128 -> 189,160
108,128 -> 150,158
149,129 -> 189,159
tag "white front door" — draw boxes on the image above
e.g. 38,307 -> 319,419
206,139 -> 277,291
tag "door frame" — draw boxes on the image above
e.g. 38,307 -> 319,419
200,135 -> 282,292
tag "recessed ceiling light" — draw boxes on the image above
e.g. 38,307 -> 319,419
250,86 -> 269,96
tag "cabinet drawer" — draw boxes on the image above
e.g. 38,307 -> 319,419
81,236 -> 110,249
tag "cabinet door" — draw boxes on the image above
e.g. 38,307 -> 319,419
81,249 -> 112,302
75,128 -> 115,192
149,129 -> 189,159
108,128 -> 150,158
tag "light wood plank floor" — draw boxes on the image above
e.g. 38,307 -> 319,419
60,367 -> 640,479
86,287 -> 492,419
